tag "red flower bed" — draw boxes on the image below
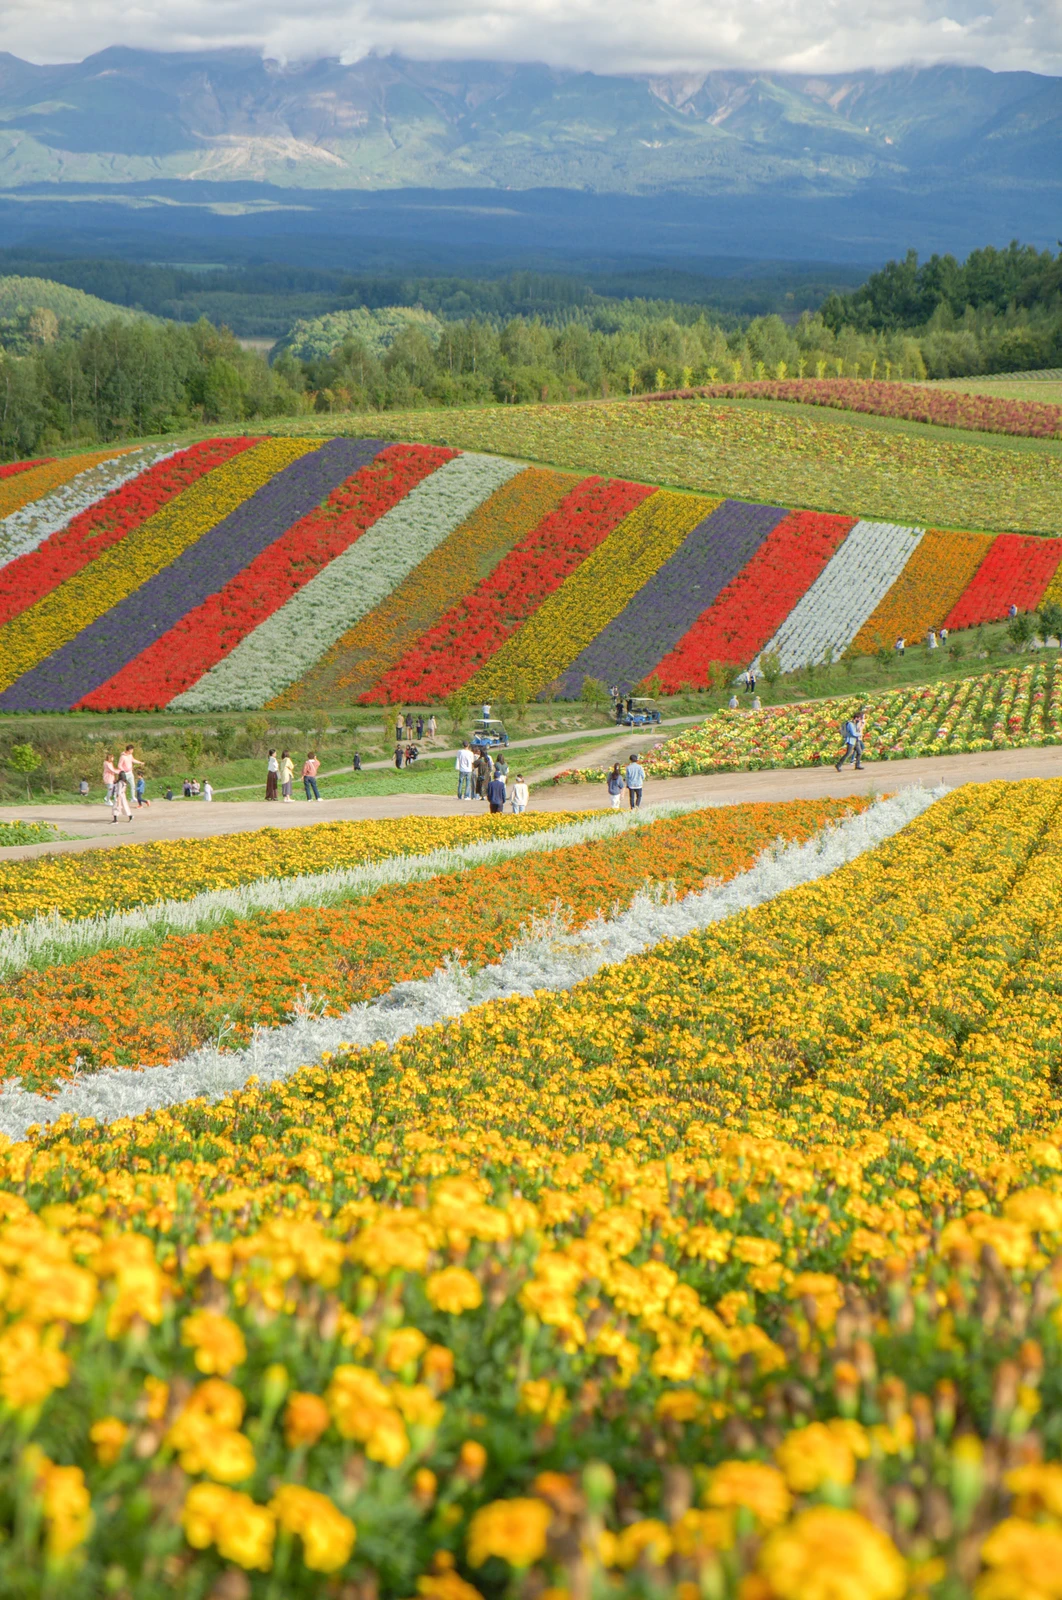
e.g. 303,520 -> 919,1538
367,476 -> 653,703
944,534 -> 1062,630
0,438 -> 256,630
78,444 -> 455,712
0,458 -> 53,480
642,379 -> 1062,441
654,509 -> 855,690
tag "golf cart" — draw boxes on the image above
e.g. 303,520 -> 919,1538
615,696 -> 662,728
469,716 -> 510,751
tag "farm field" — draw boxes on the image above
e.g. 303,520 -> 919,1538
296,396 -> 1062,533
3,428 -> 1062,724
556,659 -> 1062,783
0,780 -> 1060,1597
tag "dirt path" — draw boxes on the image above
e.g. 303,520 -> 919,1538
1,744 -> 1059,860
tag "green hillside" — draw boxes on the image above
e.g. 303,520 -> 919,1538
0,275 -> 153,352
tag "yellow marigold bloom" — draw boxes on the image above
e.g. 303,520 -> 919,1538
1003,1187 -> 1062,1233
413,1467 -> 438,1506
326,1364 -> 410,1467
105,1260 -> 167,1338
384,1326 -> 429,1371
977,1516 -> 1062,1600
143,1376 -> 169,1421
8,1260 -> 97,1326
655,1389 -> 700,1423
392,1382 -> 445,1429
615,1519 -> 672,1569
1005,1462 -> 1062,1520
35,1458 -> 93,1560
458,1439 -> 488,1481
670,1508 -> 734,1557
182,1483 -> 275,1572
415,1570 -> 485,1600
182,1378 -> 246,1430
349,1220 -> 431,1274
181,1310 -> 247,1376
168,1382 -> 254,1482
788,1272 -> 845,1331
776,1421 -> 863,1492
422,1344 -> 456,1392
270,1484 -> 357,1573
519,1379 -> 569,1423
467,1498 -> 551,1569
89,1417 -> 129,1466
0,1321 -> 69,1409
759,1507 -> 907,1600
706,1461 -> 791,1527
426,1267 -> 483,1314
284,1391 -> 330,1449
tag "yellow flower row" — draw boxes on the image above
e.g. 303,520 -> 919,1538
1,781 -> 1061,1593
0,447 -> 134,521
0,808 -> 585,925
0,438 -> 316,694
467,488 -> 717,700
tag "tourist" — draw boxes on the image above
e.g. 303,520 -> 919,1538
183,777 -> 192,798
190,779 -> 200,796
396,714 -> 404,743
895,636 -> 905,657
624,753 -> 645,809
428,714 -> 437,743
835,709 -> 866,771
416,714 -> 424,740
728,692 -> 739,710
486,768 -> 507,815
475,748 -> 493,799
606,762 -> 624,809
78,776 -> 89,798
1008,603 -> 1018,618
744,666 -> 757,694
135,773 -> 150,808
455,742 -> 474,799
102,755 -> 117,806
394,742 -> 405,770
202,779 -> 213,802
165,786 -> 174,801
752,694 -> 762,710
265,748 -> 279,801
117,743 -> 142,802
940,626 -> 949,646
927,628 -> 937,650
405,713 -> 414,740
303,751 -> 322,801
493,751 -> 509,783
510,774 -> 529,815
280,750 -> 294,801
352,751 -> 362,772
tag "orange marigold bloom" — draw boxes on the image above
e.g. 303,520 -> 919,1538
706,1461 -> 791,1528
467,1498 -> 551,1570
426,1267 -> 483,1314
270,1484 -> 357,1573
89,1417 -> 129,1466
977,1516 -> 1062,1600
181,1310 -> 247,1376
759,1507 -> 907,1600
283,1391 -> 330,1449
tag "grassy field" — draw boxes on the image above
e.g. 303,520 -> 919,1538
279,396 -> 1062,533
923,374 -> 1062,403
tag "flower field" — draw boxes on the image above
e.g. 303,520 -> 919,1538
3,432 -> 1062,710
643,377 -> 1062,440
557,660 -> 1062,782
0,780 -> 1061,1597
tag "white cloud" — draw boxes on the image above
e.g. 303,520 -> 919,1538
2,0 -> 1060,75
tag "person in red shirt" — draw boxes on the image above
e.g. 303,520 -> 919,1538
302,752 -> 322,802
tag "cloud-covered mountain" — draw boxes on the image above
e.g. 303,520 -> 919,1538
0,48 -> 1060,199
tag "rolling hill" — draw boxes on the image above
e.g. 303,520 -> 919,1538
0,273 -> 154,349
0,432 -> 1060,714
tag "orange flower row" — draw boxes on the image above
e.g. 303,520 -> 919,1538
847,527 -> 992,654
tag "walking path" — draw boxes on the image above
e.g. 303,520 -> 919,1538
1,744 -> 1059,860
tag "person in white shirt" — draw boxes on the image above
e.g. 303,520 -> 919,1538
202,780 -> 213,802
455,743 -> 474,800
510,775 -> 529,814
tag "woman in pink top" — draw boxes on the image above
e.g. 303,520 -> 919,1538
105,754 -> 132,822
302,752 -> 322,802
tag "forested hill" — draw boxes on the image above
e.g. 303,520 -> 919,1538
0,276 -> 153,352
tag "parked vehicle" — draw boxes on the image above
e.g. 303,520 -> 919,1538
470,717 -> 510,750
615,697 -> 662,727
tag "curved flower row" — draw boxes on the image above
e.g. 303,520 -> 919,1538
0,457 -> 52,480
944,531 -> 1062,630
847,526 -> 993,654
0,446 -> 177,575
172,453 -> 522,713
0,446 -> 133,523
467,490 -> 714,702
367,475 -> 651,704
0,784 -> 1060,1595
275,465 -> 573,708
0,439 -> 316,705
0,437 -> 255,632
0,798 -> 847,1089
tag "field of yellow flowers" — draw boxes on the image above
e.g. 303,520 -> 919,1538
305,398 -> 1062,535
0,781 -> 1059,1597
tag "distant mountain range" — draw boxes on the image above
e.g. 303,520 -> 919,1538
1,48 -> 1060,199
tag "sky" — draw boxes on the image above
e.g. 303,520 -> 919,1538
3,0 -> 1060,77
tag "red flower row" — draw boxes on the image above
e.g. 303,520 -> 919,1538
368,476 -> 653,703
642,379 -> 1062,441
79,444 -> 455,711
944,533 -> 1062,630
0,438 -> 257,630
654,510 -> 855,690
0,458 -> 53,480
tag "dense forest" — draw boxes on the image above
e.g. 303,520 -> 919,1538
1,242 -> 1059,458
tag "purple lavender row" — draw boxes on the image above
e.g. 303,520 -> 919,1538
555,499 -> 787,698
0,438 -> 386,713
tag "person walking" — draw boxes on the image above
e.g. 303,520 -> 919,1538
280,750 -> 294,801
135,773 -> 150,808
352,751 -> 362,772
102,755 -> 117,807
202,779 -> 213,803
302,751 -> 322,802
416,714 -> 424,740
744,666 -> 757,695
475,748 -> 493,799
455,742 -> 474,799
510,774 -> 529,815
895,636 -> 905,658
486,769 -> 507,815
405,713 -> 414,741
835,709 -> 866,771
117,743 -> 142,805
265,749 -> 279,801
624,753 -> 645,809
927,628 -> 937,650
394,742 -> 405,770
939,626 -> 949,646
606,762 -> 624,810
493,751 -> 509,784
428,714 -> 437,743
395,714 -> 405,744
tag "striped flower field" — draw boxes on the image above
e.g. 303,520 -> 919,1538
2,435 -> 1062,710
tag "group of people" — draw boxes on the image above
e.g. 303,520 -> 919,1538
835,709 -> 867,771
606,756 -> 646,808
265,750 -> 322,802
101,745 -> 150,822
454,744 -> 529,813
395,711 -> 437,744
894,626 -> 949,656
